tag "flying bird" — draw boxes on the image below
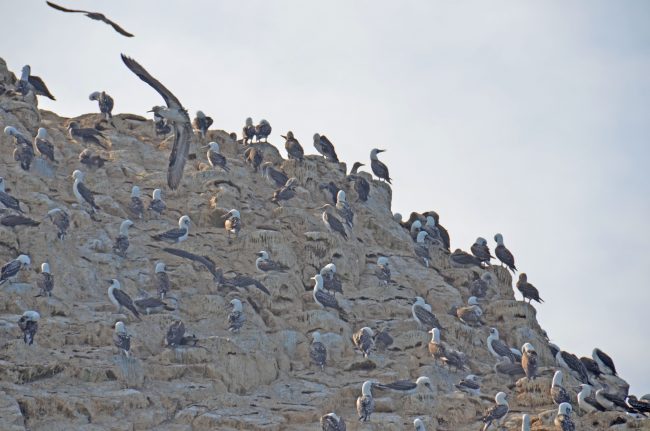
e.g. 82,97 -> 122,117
46,1 -> 134,37
89,91 -> 114,120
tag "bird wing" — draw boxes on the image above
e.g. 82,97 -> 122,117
113,332 -> 130,351
166,321 -> 185,346
46,1 -> 88,13
168,122 -> 192,190
0,192 -> 22,212
121,54 -> 182,110
413,304 -> 441,330
35,139 -> 55,160
561,351 -> 588,382
581,357 -> 601,375
1,260 -> 20,280
76,182 -> 99,209
375,380 -> 417,392
222,273 -> 271,295
324,212 -> 347,238
113,289 -> 141,319
310,341 -> 327,364
0,215 -> 39,227
27,75 -> 55,100
154,227 -> 186,241
257,259 -> 287,272
490,338 -> 515,360
98,15 -> 134,37
315,288 -> 340,310
458,378 -> 480,390
483,404 -> 508,422
594,348 -> 617,374
163,247 -> 222,281
134,297 -> 166,308
319,135 -> 339,161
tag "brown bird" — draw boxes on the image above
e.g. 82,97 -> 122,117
516,273 -> 544,304
521,343 -> 538,380
46,1 -> 134,37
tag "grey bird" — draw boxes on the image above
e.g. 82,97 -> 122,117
282,131 -> 304,160
153,262 -> 170,299
17,65 -> 55,99
313,133 -> 339,162
255,119 -> 272,142
370,148 -> 391,183
72,170 -> 100,213
47,208 -> 70,240
89,91 -> 114,120
244,146 -> 263,171
148,189 -> 165,215
242,117 -> 256,144
320,413 -> 346,431
449,248 -> 482,268
152,215 -> 190,243
0,254 -> 31,285
228,298 -> 245,332
556,349 -> 589,384
0,214 -> 40,228
494,233 -> 517,272
166,320 -> 186,347
310,331 -> 327,370
321,205 -> 348,239
412,296 -> 442,330
206,142 -> 230,172
554,403 -> 575,431
46,1 -> 135,37
521,343 -> 539,380
335,190 -> 353,227
113,321 -> 131,356
79,149 -> 108,168
134,296 -> 174,315
193,110 -> 213,138
551,370 -> 571,405
18,311 -> 40,345
0,177 -> 23,213
516,273 -> 544,304
128,186 -> 144,219
455,374 -> 481,396
347,162 -> 370,202
319,181 -> 340,204
255,250 -> 288,273
34,128 -> 55,161
68,121 -> 107,149
36,263 -> 54,297
223,209 -> 241,240
4,126 -> 34,171
261,162 -> 288,187
107,279 -> 141,320
352,327 -> 375,358
481,392 -> 509,431
471,237 -> 493,265
320,263 -> 343,296
592,348 -> 617,376
112,220 -> 133,257
356,381 -> 376,422
271,177 -> 298,204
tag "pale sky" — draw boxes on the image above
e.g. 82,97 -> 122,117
3,1 -> 649,394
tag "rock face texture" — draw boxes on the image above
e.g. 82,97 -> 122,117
0,57 -> 647,431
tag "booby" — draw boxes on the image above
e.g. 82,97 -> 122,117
0,177 -> 23,213
34,128 -> 55,161
370,148 -> 391,183
255,250 -> 288,273
223,209 -> 241,239
261,162 -> 288,187
68,121 -> 107,149
393,213 -> 402,223
134,295 -> 174,315
487,328 -> 517,362
494,233 -> 517,272
412,297 -> 442,330
0,214 -> 40,228
244,146 -> 263,171
153,262 -> 170,299
319,182 -> 340,204
521,343 -> 538,380
193,110 -> 213,138
471,237 -> 493,265
154,112 -> 172,136
4,126 -> 34,171
455,374 -> 481,396
128,186 -> 144,219
352,327 -> 374,358
410,220 -> 422,240
205,142 -> 230,172
310,331 -> 327,370
112,219 -> 133,257
414,231 -> 430,267
228,298 -> 245,332
89,91 -> 114,120
449,249 -> 482,268
551,370 -> 571,405
0,254 -> 30,285
470,272 -> 494,298
46,1 -> 134,36
122,55 -> 192,189
148,188 -> 166,215
281,131 -> 304,160
18,311 -> 40,345
47,208 -> 70,240
166,320 -> 186,347
626,396 -> 650,414
320,413 -> 346,431
152,215 -> 190,243
580,357 -> 602,378
456,297 -> 483,326
521,414 -> 530,431
37,263 -> 54,297
107,279 -> 141,320
320,263 -> 343,296
555,350 -> 589,383
422,216 -> 444,247
423,211 -> 450,250
4,126 -> 32,147
578,384 -> 605,413
428,328 -> 466,370
376,256 -> 391,284
516,273 -> 544,304
113,321 -> 131,357
17,65 -> 55,99
271,177 -> 298,204
313,133 -> 339,162
554,403 -> 575,431
376,376 -> 433,395
255,119 -> 272,143
79,148 -> 108,169
373,328 -> 393,351
592,348 -> 617,376
414,418 -> 426,431
481,392 -> 509,431
356,380 -> 376,422
71,170 -> 100,213
494,357 -> 526,378
242,117 -> 256,144
347,162 -> 370,202
334,190 -> 354,228
320,205 -> 348,239
312,274 -> 346,315
595,388 -> 638,414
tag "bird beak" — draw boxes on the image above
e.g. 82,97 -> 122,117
280,135 -> 287,139
378,149 -> 386,153
106,279 -> 113,284
200,145 -> 209,149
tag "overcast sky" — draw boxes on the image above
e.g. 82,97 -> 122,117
3,1 -> 649,394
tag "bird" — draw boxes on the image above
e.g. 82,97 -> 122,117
625,396 -> 650,415
154,112 -> 172,136
521,343 -> 538,380
242,117 -> 256,144
46,1 -> 134,37
46,208 -> 70,240
271,178 -> 298,204
578,384 -> 605,413
18,311 -> 40,345
71,170 -> 100,213
79,149 -> 108,169
320,205 -> 348,239
494,233 -> 517,272
0,254 -> 31,285
34,128 -> 55,161
551,370 -> 571,405
113,321 -> 131,357
428,328 -> 467,370
255,251 -> 288,273
261,163 -> 288,188
89,91 -> 114,120
370,148 -> 391,183
320,412 -> 346,431
455,374 -> 481,396
4,126 -> 34,170
313,133 -> 339,162
423,211 -> 450,250
255,119 -> 272,142
17,65 -> 55,99
0,177 -> 23,213
516,273 -> 544,304
281,131 -> 304,161
481,392 -> 509,431
352,327 -> 375,358
347,162 -> 370,202
152,215 -> 191,243
471,237 -> 493,265
410,219 -> 423,240
68,121 -> 107,149
113,219 -> 133,257
121,54 -> 193,189
494,357 -> 526,378
153,262 -> 170,300
166,320 -> 186,347
456,297 -> 483,326
595,388 -> 640,414
133,295 -> 174,315
555,349 -> 589,383
244,146 -> 263,171
310,331 -> 327,370
376,256 -> 391,285
228,299 -> 245,332
36,263 -> 54,297
487,328 -> 517,363
356,380 -> 376,422
335,190 -> 354,227
0,214 -> 40,228
223,209 -> 241,240
592,348 -> 617,376
319,182 -> 340,204
470,272 -> 494,298
414,231 -> 431,267
312,274 -> 346,315
412,296 -> 442,330
449,249 -> 483,268
128,186 -> 144,219
554,403 -> 575,431
205,142 -> 230,172
422,216 -> 444,247
320,263 -> 343,296
376,376 -> 433,395
193,110 -> 213,138
413,418 -> 426,431
107,279 -> 141,320
148,188 -> 166,215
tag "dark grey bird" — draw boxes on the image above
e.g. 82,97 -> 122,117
577,384 -> 606,413
4,127 -> 34,171
79,149 -> 108,168
242,117 -> 256,144
193,110 -> 213,138
556,350 -> 589,384
494,357 -> 526,378
320,263 -> 343,296
335,190 -> 353,227
470,272 -> 493,298
127,186 -> 144,219
313,133 -> 339,162
0,214 -> 40,227
347,162 -> 370,202
414,231 -> 431,267
46,1 -> 134,37
122,54 -> 193,190
455,374 -> 481,396
455,297 -> 483,326
592,348 -> 617,376
554,403 -> 575,431
34,128 -> 55,161
47,208 -> 69,239
148,189 -> 165,215
370,148 -> 391,183
494,233 -> 517,272
220,272 -> 271,296
166,320 -> 185,347
412,297 -> 442,330
153,262 -> 170,299
449,248 -> 482,268
319,181 -> 340,204
205,142 -> 229,172
471,237 -> 493,265
163,247 -> 223,283
581,357 -> 602,378
72,170 -> 100,212
521,343 -> 538,380
487,328 -> 517,362
89,91 -> 114,120
36,263 -> 54,297
154,112 -> 172,136
356,381 -> 376,422
312,274 -> 346,318
373,328 -> 393,351
375,376 -> 433,395
352,327 -> 375,358
68,121 -> 107,149
112,220 -> 133,257
227,298 -> 245,332
320,412 -> 346,431
244,146 -> 263,171
107,279 -> 141,320
423,211 -> 450,250
0,254 -> 31,285
0,177 -> 23,213
18,311 -> 40,345
310,331 -> 327,370
271,178 -> 298,204
551,370 -> 571,406
481,392 -> 509,431
255,119 -> 272,142
376,257 -> 391,285
261,162 -> 288,187
134,296 -> 174,315
428,328 -> 466,370
282,131 -> 304,160
626,396 -> 650,414
113,321 -> 131,356
516,273 -> 544,304
152,215 -> 190,243
321,205 -> 348,239
596,389 -> 641,414
255,250 -> 288,273
17,65 -> 55,99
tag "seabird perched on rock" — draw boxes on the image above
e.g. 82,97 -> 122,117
128,186 -> 144,219
414,231 -> 431,267
321,412 -> 345,431
471,237 -> 493,265
592,348 -> 617,376
134,295 -> 174,315
205,142 -> 230,172
17,65 -> 55,99
4,126 -> 34,171
370,148 -> 391,183
18,311 -> 40,345
0,214 -> 40,228
335,190 -> 353,227
244,146 -> 263,171
34,128 -> 55,161
310,331 -> 327,370
107,279 -> 141,320
271,177 -> 298,204
414,418 -> 426,431
356,380 -> 376,422
154,112 -> 172,136
47,208 -> 70,240
255,119 -> 272,142
166,320 -> 186,347
580,357 -> 602,378
352,327 -> 374,358
422,216 -> 444,247
494,357 -> 526,378
554,403 -> 575,431
320,263 -> 343,296
112,219 -> 133,257
68,121 -> 107,149
494,233 -> 517,272
595,388 -> 639,414
521,343 -> 538,380
320,205 -> 348,239
223,209 -> 241,239
313,133 -> 339,162
0,177 -> 23,213
242,117 -> 256,144
261,162 -> 288,187
152,215 -> 190,243
193,110 -> 213,138
4,126 -> 32,147
46,1 -> 134,37
455,374 -> 481,396
255,250 -> 288,273
0,254 -> 30,285
412,297 -> 442,330
113,321 -> 131,357
122,55 -> 192,189
625,396 -> 650,415
228,298 -> 246,332
578,384 -> 605,413
556,349 -> 589,384
428,328 -> 466,370
153,262 -> 170,299
456,297 -> 483,326
551,370 -> 571,405
470,272 -> 494,298
376,376 -> 433,395
89,91 -> 114,120
37,263 -> 54,297
481,392 -> 509,431
319,182 -> 340,204
72,170 -> 100,213
79,148 -> 108,169
487,328 -> 517,363
148,188 -> 166,215
376,256 -> 391,284
410,220 -> 422,240
347,162 -> 370,202
281,131 -> 304,161
312,274 -> 346,317
516,273 -> 544,304
423,211 -> 450,250
450,249 -> 483,268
